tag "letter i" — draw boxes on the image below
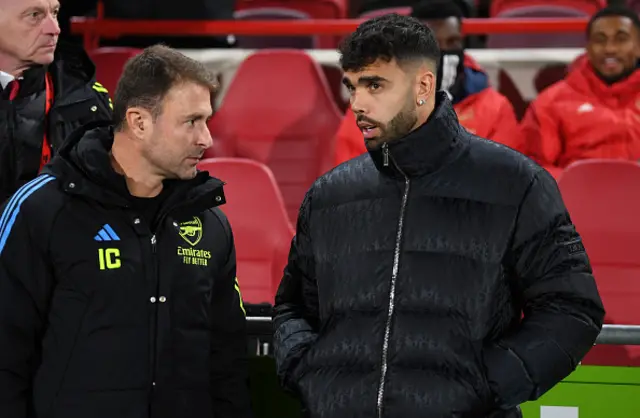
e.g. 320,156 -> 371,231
98,248 -> 106,270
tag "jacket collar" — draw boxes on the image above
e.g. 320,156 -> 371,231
44,121 -> 226,219
11,41 -> 97,102
368,92 -> 465,179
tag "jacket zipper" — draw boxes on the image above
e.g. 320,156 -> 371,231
376,142 -> 411,418
150,233 -> 158,392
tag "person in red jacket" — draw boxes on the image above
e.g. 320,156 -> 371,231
520,6 -> 640,173
334,1 -> 518,165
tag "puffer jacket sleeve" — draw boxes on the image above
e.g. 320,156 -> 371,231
0,177 -> 57,418
483,168 -> 605,409
273,191 -> 319,392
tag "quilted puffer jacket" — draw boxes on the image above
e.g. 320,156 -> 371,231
273,93 -> 604,418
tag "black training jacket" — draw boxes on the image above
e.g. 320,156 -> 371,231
0,42 -> 113,203
273,93 -> 605,418
0,122 -> 252,418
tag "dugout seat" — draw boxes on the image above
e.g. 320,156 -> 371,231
490,0 -> 605,16
234,0 -> 347,47
197,158 -> 294,305
88,47 -> 142,95
207,49 -> 342,223
558,159 -> 640,366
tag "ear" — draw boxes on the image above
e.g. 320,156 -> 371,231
416,68 -> 436,105
125,107 -> 153,139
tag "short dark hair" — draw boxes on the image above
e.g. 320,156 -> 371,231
339,14 -> 441,73
113,44 -> 218,131
411,0 -> 464,23
586,5 -> 640,37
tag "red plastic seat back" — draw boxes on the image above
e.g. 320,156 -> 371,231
233,7 -> 318,49
234,0 -> 347,47
487,6 -> 589,48
490,0 -> 605,16
207,50 -> 342,223
558,160 -> 640,366
88,47 -> 142,95
197,158 -> 294,305
359,7 -> 412,19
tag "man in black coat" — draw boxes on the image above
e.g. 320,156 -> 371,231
273,14 -> 605,418
0,0 -> 113,203
0,45 -> 252,418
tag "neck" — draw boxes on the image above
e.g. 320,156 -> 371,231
0,55 -> 29,78
111,132 -> 164,198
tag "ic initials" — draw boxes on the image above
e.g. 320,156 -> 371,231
98,248 -> 121,270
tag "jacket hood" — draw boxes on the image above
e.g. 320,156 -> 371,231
368,92 -> 466,178
565,54 -> 640,103
44,121 -> 225,216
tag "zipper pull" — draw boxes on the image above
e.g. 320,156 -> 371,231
382,143 -> 389,167
151,235 -> 157,253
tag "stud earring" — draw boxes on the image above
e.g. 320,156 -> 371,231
418,99 -> 425,106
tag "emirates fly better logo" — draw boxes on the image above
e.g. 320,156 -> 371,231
177,217 -> 211,266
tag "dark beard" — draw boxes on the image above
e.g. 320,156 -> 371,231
595,66 -> 638,85
364,98 -> 418,150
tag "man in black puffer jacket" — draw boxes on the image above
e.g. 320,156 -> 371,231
0,45 -> 251,418
273,14 -> 604,418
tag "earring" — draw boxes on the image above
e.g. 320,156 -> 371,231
418,99 -> 425,106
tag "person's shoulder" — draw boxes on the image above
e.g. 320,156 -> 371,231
466,132 -> 541,175
454,133 -> 544,201
316,153 -> 374,186
475,87 -> 512,106
202,206 -> 230,230
308,153 -> 377,206
1,174 -> 65,231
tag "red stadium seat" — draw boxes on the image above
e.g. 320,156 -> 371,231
197,158 -> 294,305
233,7 -> 318,49
498,70 -> 528,121
534,64 -> 567,94
88,47 -> 142,95
234,0 -> 347,47
558,159 -> 640,366
490,0 -> 605,16
359,7 -> 412,19
487,6 -> 589,48
207,50 -> 342,223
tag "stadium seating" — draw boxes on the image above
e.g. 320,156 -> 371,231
558,159 -> 640,366
359,7 -> 412,19
197,158 -> 294,305
88,47 -> 142,95
233,7 -> 318,49
206,49 -> 342,223
487,6 -> 588,48
234,0 -> 347,47
533,64 -> 567,93
235,0 -> 347,18
490,0 -> 606,16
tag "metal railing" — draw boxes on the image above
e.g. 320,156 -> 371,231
69,17 -> 590,51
